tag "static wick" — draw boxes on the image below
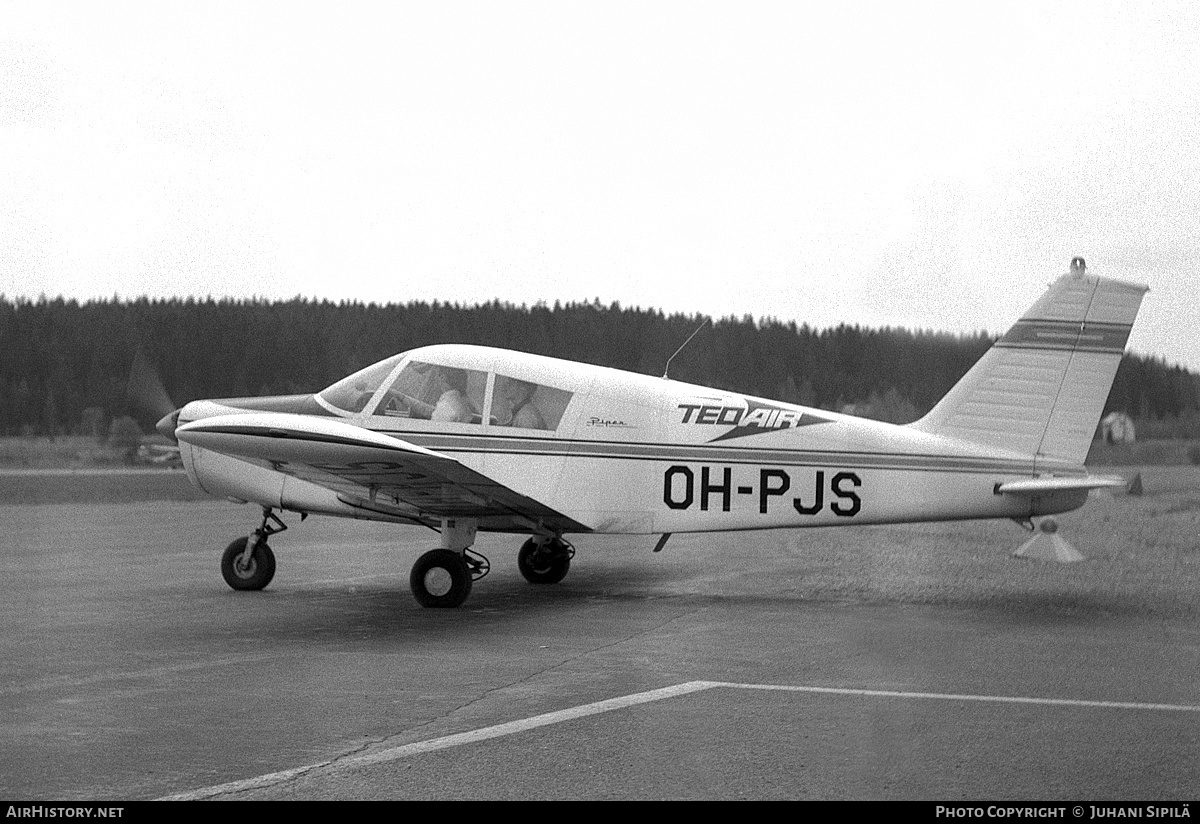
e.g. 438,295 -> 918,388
663,317 -> 711,380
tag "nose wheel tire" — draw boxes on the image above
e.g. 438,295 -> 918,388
518,538 -> 572,584
410,549 -> 473,608
221,537 -> 276,591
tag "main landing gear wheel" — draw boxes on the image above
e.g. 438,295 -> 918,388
221,537 -> 276,591
518,538 -> 573,585
410,549 -> 473,608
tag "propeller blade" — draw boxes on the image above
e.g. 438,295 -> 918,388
126,348 -> 175,422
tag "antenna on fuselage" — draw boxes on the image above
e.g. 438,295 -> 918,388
662,316 -> 711,380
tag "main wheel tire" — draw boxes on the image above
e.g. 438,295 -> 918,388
410,549 -> 473,608
221,537 -> 276,591
517,538 -> 571,584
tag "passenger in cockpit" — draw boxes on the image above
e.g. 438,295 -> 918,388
494,377 -> 546,429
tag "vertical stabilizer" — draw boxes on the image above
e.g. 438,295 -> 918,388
911,259 -> 1148,469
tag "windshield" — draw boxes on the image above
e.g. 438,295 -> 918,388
318,354 -> 406,413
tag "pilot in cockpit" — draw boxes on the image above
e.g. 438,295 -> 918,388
430,367 -> 475,423
381,363 -> 476,423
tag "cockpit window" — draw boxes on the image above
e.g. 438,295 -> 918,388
492,374 -> 572,430
318,354 -> 405,413
375,361 -> 488,424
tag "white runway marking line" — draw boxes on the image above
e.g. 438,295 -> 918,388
158,681 -> 716,800
158,679 -> 1200,800
718,682 -> 1200,713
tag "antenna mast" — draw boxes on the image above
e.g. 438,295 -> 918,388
663,316 -> 711,380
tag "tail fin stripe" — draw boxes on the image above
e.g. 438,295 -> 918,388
998,319 -> 1132,353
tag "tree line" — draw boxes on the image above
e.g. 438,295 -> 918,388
1,295 -> 1197,437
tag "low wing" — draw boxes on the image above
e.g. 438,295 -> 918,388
176,412 -> 588,533
994,475 -> 1127,495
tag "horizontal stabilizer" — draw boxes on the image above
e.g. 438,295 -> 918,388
994,475 -> 1127,495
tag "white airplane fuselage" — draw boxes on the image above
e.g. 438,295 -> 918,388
177,344 -> 1084,536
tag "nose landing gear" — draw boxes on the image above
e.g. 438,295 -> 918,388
220,507 -> 285,591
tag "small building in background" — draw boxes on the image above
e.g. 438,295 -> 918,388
1101,411 -> 1137,444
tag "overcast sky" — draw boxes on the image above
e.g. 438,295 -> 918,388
3,1 -> 1198,370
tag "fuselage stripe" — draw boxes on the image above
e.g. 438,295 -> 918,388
368,430 -> 1046,476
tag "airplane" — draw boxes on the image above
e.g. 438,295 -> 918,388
157,257 -> 1147,607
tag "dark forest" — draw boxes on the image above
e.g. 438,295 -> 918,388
2,295 -> 1197,437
